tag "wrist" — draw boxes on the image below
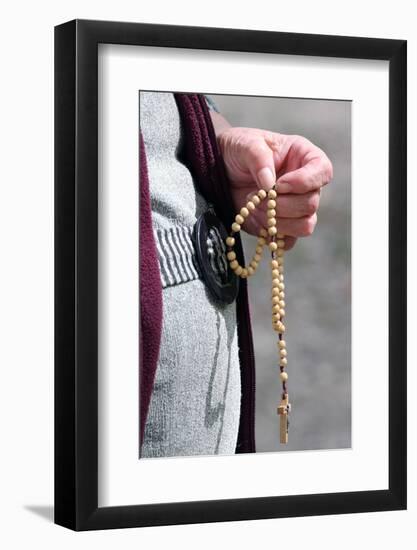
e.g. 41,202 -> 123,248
209,110 -> 232,139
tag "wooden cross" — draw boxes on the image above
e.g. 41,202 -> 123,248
277,394 -> 291,444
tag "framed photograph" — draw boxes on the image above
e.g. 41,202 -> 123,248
54,19 -> 406,530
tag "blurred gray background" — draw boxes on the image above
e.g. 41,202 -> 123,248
210,94 -> 351,453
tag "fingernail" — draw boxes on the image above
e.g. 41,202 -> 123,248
257,167 -> 275,190
276,181 -> 292,194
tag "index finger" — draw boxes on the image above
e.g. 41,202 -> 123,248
276,150 -> 333,195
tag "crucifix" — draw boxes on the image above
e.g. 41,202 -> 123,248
277,394 -> 291,444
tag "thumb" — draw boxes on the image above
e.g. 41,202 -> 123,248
244,140 -> 276,191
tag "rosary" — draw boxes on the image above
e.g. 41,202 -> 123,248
225,185 -> 291,444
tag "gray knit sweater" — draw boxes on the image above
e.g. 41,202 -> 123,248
139,91 -> 241,458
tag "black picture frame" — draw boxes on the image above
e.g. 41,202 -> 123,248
54,19 -> 407,531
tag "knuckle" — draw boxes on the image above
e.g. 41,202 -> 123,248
300,178 -> 311,193
304,193 -> 320,216
301,214 -> 317,236
309,173 -> 320,191
322,157 -> 334,182
265,132 -> 284,150
303,163 -> 323,191
301,172 -> 317,193
292,134 -> 307,146
284,237 -> 297,251
248,139 -> 267,158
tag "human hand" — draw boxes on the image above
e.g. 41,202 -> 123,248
217,127 -> 333,250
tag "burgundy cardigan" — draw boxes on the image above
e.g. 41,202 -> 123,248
139,93 -> 256,453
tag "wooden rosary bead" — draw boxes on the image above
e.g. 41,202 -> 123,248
226,186 -> 291,444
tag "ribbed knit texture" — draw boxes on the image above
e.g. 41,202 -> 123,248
154,222 -> 229,289
154,226 -> 201,287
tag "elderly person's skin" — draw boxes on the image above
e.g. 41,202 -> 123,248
210,111 -> 333,250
